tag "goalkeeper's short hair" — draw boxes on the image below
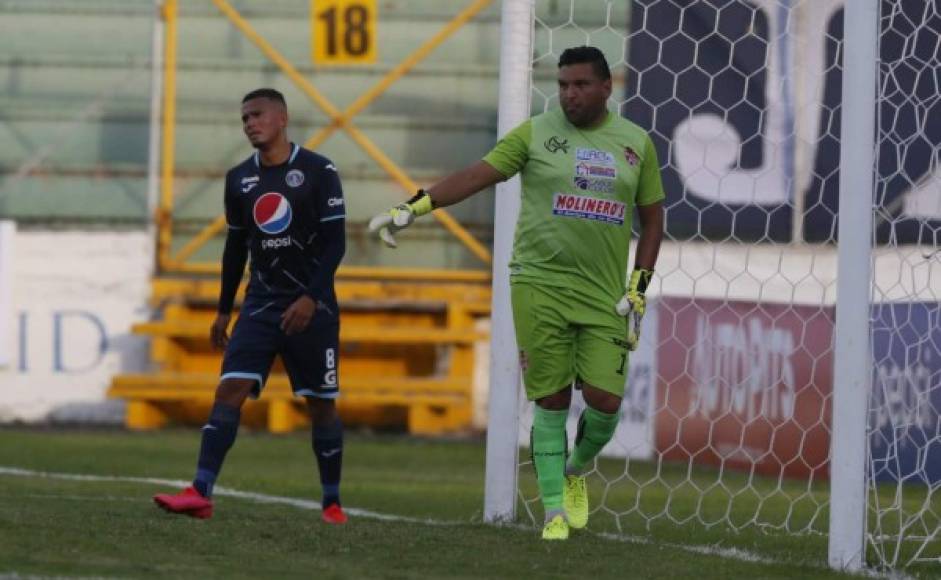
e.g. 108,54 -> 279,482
558,46 -> 611,81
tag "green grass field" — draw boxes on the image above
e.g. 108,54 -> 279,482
0,427 -> 935,579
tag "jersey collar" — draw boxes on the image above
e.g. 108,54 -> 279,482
253,143 -> 300,168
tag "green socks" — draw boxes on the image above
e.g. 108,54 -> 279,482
566,406 -> 620,475
531,406 -> 569,512
532,405 -> 620,515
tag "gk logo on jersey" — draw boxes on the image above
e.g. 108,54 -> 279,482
544,136 -> 570,154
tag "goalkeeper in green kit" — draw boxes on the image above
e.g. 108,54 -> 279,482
369,46 -> 664,540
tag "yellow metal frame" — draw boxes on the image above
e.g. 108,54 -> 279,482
111,273 -> 490,434
156,0 -> 495,277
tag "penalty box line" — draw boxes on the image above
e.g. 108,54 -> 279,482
0,465 -> 895,578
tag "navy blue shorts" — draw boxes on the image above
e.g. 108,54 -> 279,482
220,297 -> 339,399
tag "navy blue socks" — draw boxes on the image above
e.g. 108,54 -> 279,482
312,419 -> 344,507
193,402 -> 241,498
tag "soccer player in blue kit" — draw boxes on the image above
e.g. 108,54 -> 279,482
154,88 -> 348,524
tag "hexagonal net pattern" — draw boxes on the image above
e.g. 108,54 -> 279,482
866,0 -> 941,570
505,0 -> 940,570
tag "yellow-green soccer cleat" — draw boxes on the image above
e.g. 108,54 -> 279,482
563,474 -> 589,529
541,514 -> 570,540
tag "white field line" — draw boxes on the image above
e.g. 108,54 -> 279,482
594,533 -> 909,579
0,466 -> 909,579
0,466 -> 445,525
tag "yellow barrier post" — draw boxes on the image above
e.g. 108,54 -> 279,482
156,0 -> 178,272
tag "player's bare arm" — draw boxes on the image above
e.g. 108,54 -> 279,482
424,161 -> 506,208
633,201 -> 664,271
367,161 -> 505,247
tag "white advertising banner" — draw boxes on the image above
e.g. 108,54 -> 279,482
0,230 -> 151,422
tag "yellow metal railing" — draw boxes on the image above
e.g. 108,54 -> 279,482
158,0 -> 495,275
156,0 -> 178,272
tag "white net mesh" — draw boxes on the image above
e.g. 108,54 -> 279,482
510,0 -> 941,571
867,0 -> 941,569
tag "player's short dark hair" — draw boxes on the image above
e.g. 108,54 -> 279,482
558,46 -> 611,81
242,88 -> 287,107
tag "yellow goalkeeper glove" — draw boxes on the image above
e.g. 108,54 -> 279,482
615,268 -> 654,351
367,189 -> 434,248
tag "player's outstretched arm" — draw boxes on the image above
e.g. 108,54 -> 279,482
368,161 -> 505,248
424,160 -> 507,208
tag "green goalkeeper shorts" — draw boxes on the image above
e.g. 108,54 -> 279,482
510,280 -> 630,401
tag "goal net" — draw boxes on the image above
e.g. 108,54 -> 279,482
486,0 -> 941,572
867,0 -> 941,568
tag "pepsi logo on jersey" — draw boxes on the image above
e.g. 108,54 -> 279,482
253,192 -> 292,234
261,236 -> 292,249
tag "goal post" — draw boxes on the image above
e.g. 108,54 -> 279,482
483,0 -> 533,524
828,0 -> 878,570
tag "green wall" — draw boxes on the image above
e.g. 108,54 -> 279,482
0,0 -> 627,269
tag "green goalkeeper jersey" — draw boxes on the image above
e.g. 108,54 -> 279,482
483,109 -> 665,304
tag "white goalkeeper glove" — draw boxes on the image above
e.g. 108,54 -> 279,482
615,268 -> 654,351
367,189 -> 434,248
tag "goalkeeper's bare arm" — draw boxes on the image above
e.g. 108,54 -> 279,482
367,161 -> 505,247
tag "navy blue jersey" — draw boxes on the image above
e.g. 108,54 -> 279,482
222,143 -> 346,310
